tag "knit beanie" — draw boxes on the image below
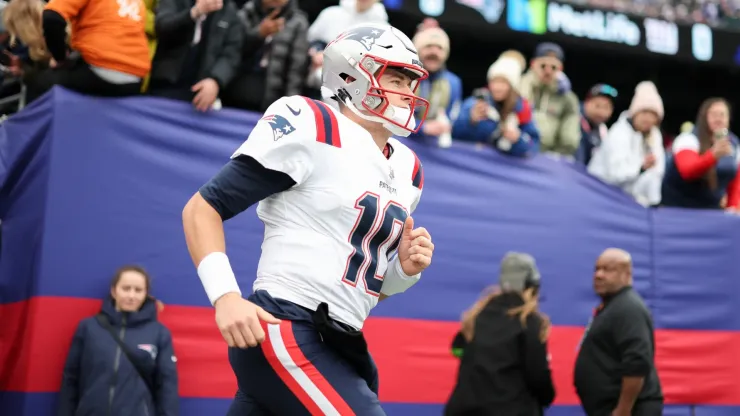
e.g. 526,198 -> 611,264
487,54 -> 524,91
629,81 -> 664,120
499,252 -> 541,292
412,27 -> 450,61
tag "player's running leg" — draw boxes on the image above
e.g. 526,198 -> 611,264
227,294 -> 385,415
226,389 -> 271,416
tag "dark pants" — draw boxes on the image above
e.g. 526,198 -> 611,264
632,400 -> 663,416
586,400 -> 663,416
26,57 -> 141,103
226,291 -> 385,415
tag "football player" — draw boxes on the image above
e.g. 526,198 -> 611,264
182,23 -> 435,415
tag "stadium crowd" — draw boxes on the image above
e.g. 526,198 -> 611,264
1,0 -> 737,211
561,0 -> 740,28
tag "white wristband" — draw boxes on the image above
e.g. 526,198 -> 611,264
380,255 -> 421,296
197,252 -> 241,305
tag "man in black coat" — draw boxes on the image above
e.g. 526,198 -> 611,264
574,248 -> 663,416
151,0 -> 244,111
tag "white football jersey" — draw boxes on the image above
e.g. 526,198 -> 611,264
232,95 -> 424,329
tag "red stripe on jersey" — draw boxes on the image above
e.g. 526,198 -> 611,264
302,98 -> 328,145
313,100 -> 342,148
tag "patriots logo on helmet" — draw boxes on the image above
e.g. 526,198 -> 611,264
340,27 -> 386,51
261,114 -> 296,141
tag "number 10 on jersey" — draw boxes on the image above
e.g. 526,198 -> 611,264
342,192 -> 409,297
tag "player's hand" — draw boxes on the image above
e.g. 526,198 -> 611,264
214,293 -> 281,348
398,216 -> 434,275
192,78 -> 219,112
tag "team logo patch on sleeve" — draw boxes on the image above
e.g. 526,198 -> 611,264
261,114 -> 296,141
137,344 -> 158,360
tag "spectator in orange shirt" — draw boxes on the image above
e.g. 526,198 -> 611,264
40,0 -> 150,98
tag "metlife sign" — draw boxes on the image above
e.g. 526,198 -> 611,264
508,0 -> 640,45
546,4 -> 640,47
643,18 -> 679,55
503,0 -> 740,66
383,0 -> 740,66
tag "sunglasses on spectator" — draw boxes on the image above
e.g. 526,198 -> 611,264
588,84 -> 618,99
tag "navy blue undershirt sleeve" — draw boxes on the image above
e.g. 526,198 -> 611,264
198,155 -> 296,221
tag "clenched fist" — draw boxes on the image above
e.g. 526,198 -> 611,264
397,216 -> 434,275
214,293 -> 281,348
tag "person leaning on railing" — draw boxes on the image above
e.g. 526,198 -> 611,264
39,0 -> 150,98
1,0 -> 57,102
661,97 -> 740,212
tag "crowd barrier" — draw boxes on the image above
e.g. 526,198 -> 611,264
1,87 -> 739,415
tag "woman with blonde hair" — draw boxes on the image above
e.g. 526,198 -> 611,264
2,0 -> 51,63
1,0 -> 57,99
445,252 -> 555,416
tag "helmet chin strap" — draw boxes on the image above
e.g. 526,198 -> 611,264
339,92 -> 415,138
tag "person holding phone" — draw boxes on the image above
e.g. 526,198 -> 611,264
220,0 -> 309,112
149,0 -> 243,111
452,50 -> 540,157
661,97 -> 740,211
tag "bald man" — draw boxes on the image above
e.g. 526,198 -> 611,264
573,249 -> 663,416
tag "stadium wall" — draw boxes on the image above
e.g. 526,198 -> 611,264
1,88 -> 739,415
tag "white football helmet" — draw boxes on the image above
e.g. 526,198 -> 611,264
322,23 -> 430,137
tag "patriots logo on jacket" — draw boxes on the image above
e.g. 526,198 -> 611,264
137,344 -> 158,360
341,27 -> 386,51
261,114 -> 296,141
